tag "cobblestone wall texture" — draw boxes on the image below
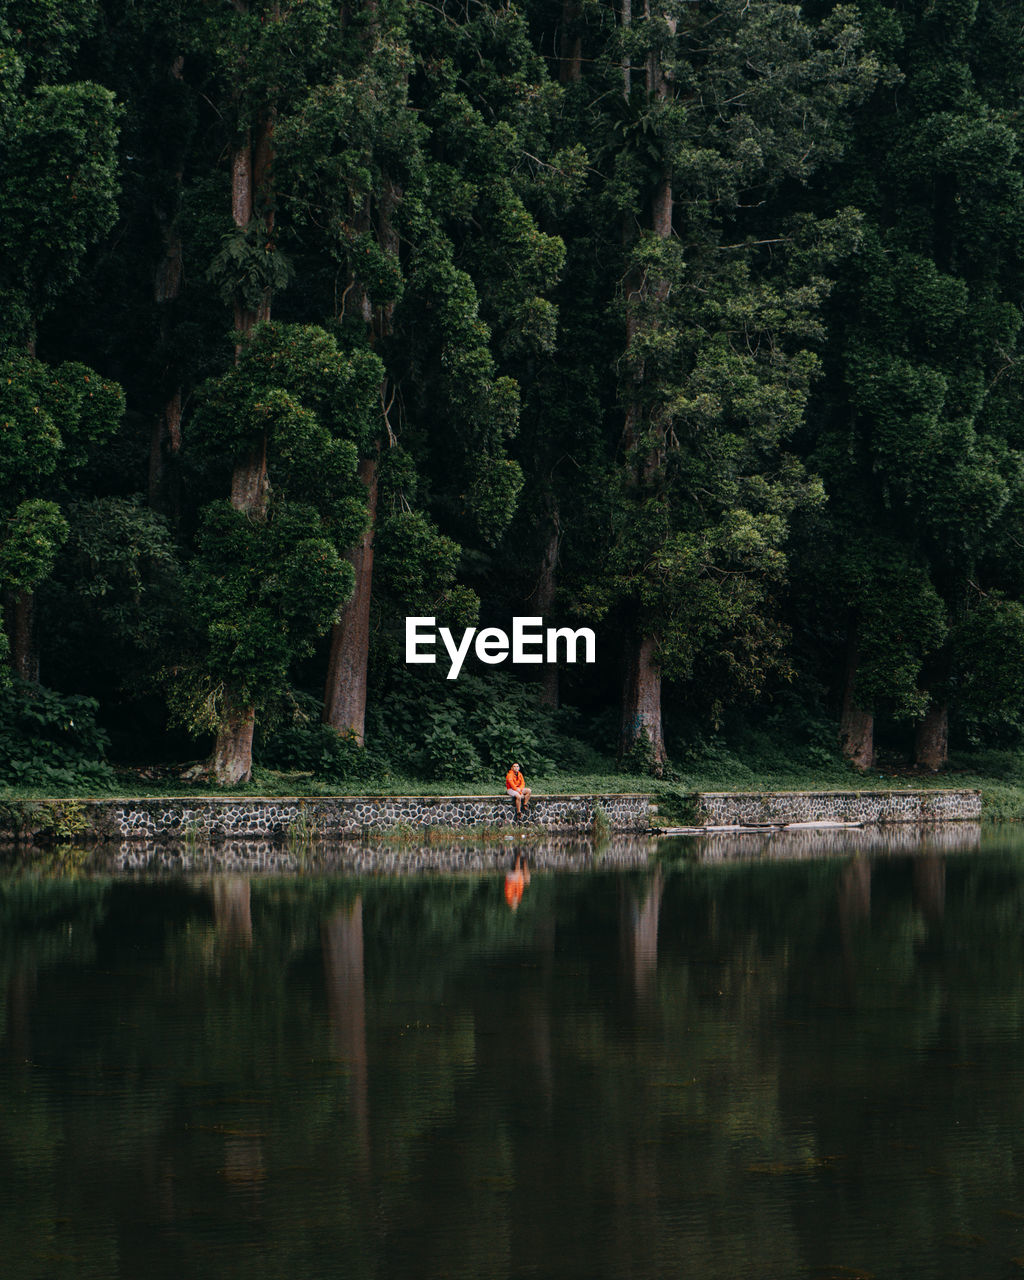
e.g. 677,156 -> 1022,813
0,793 -> 651,843
695,789 -> 981,826
0,789 -> 984,847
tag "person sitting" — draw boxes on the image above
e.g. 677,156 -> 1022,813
505,762 -> 532,815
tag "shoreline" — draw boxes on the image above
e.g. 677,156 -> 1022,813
0,788 -> 982,846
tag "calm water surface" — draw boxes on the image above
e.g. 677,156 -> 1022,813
3,824 -> 1024,1279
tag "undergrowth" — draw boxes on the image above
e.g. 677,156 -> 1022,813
1,676 -> 1022,822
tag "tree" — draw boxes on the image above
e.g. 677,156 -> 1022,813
800,0 -> 1024,769
0,354 -> 125,681
173,323 -> 382,784
38,497 -> 182,720
273,0 -> 419,744
536,0 -> 875,770
0,3 -> 123,680
165,0 -> 351,781
277,0 -> 566,742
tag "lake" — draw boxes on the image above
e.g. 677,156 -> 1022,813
2,822 -> 1023,1278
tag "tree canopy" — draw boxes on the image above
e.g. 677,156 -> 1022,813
3,0 -> 1024,786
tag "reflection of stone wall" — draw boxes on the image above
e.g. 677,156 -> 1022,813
695,789 -> 981,826
65,835 -> 657,875
0,793 -> 651,844
681,821 -> 982,863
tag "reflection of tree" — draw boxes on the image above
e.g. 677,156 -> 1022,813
0,876 -> 110,1065
322,897 -> 369,1162
210,875 -> 252,949
839,857 -> 871,931
8,845 -> 1024,1277
913,855 -> 945,927
838,855 -> 871,1002
4,960 -> 35,1066
0,876 -> 115,1278
529,912 -> 556,1108
619,866 -> 664,1001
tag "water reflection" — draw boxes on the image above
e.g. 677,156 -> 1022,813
503,852 -> 530,910
211,875 -> 252,948
682,819 -> 981,861
1,823 -> 1023,1279
322,898 -> 369,1161
49,833 -> 657,875
620,864 -> 663,1000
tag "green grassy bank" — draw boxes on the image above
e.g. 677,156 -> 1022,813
2,750 -> 1022,824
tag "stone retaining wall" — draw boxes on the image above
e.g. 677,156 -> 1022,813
0,788 -> 984,847
694,789 -> 981,827
0,793 -> 651,844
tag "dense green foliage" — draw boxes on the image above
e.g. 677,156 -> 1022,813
3,0 -> 1024,788
0,681 -> 115,791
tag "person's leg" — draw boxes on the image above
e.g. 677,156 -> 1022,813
522,787 -> 531,809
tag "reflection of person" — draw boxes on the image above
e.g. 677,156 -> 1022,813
504,852 -> 530,911
505,762 -> 532,815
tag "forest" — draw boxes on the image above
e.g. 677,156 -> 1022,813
3,0 -> 1024,792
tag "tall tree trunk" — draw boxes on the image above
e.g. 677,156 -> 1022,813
322,168 -> 399,742
622,243 -> 642,451
839,620 -> 874,771
149,55 -> 186,513
230,435 -> 269,513
619,16 -> 673,773
148,388 -> 182,514
560,0 -> 583,83
149,214 -> 184,511
620,0 -> 640,448
652,176 -> 672,241
4,591 -> 38,683
619,633 -> 666,770
914,701 -> 948,772
535,499 -> 560,708
210,119 -> 273,786
323,456 -> 378,744
620,0 -> 632,99
212,698 -> 257,789
230,126 -> 273,343
914,644 -> 951,771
